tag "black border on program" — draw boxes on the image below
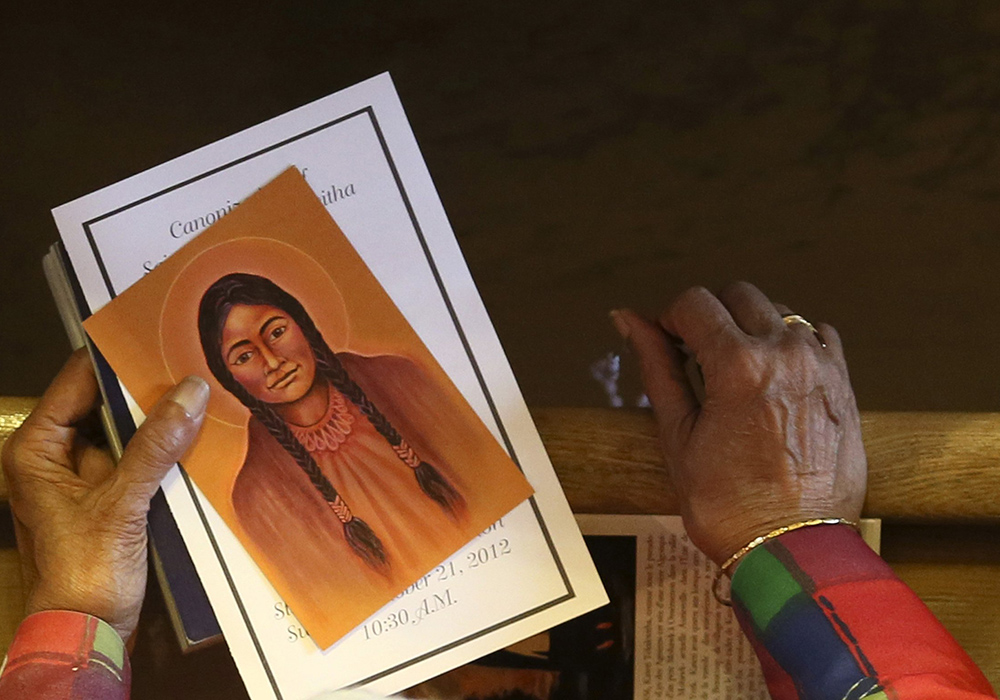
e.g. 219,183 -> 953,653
79,107 -> 574,697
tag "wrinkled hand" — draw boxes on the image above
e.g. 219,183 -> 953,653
613,282 -> 866,566
1,350 -> 209,640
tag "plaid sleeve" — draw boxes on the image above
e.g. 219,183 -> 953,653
730,523 -> 996,700
0,610 -> 130,700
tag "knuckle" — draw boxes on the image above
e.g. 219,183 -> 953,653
817,322 -> 840,344
723,342 -> 822,396
674,285 -> 712,310
719,280 -> 755,300
630,317 -> 666,350
664,286 -> 714,329
705,323 -> 744,355
0,443 -> 22,497
1,429 -> 24,473
708,342 -> 756,388
725,344 -> 768,384
135,406 -> 193,464
2,428 -> 43,484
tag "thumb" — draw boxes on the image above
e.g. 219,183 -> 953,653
110,376 -> 209,516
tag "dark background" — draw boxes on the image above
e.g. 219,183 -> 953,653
2,2 -> 1000,695
4,0 -> 1000,410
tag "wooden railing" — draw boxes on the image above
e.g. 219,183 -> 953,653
0,398 -> 997,685
533,407 -> 1000,520
4,398 -> 1000,519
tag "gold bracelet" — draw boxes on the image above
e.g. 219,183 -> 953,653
711,518 -> 859,607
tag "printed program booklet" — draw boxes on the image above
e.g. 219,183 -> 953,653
48,73 -> 607,699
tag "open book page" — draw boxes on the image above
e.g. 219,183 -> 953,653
50,73 -> 606,698
407,515 -> 881,700
585,515 -> 770,700
581,515 -> 879,700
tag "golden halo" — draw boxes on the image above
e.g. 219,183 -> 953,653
159,237 -> 350,427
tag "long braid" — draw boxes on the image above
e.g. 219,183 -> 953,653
300,322 -> 465,516
198,276 -> 388,570
226,376 -> 388,570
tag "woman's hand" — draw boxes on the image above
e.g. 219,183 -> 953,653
1,350 -> 209,640
613,282 -> 866,566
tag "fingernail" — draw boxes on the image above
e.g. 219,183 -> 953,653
169,376 -> 210,420
609,309 -> 631,340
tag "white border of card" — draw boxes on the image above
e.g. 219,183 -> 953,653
53,73 -> 607,699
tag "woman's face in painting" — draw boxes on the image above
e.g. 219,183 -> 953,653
220,304 -> 318,405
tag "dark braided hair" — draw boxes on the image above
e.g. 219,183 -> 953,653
197,274 -> 464,567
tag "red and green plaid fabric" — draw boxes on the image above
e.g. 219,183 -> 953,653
0,611 -> 129,700
0,526 -> 992,700
731,524 -> 996,700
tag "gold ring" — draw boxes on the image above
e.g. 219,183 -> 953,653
781,313 -> 827,348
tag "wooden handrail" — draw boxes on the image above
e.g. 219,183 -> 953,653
532,408 -> 1000,521
1,398 -> 998,520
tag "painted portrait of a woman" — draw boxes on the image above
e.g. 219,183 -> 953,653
83,170 -> 535,648
195,272 -> 486,613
